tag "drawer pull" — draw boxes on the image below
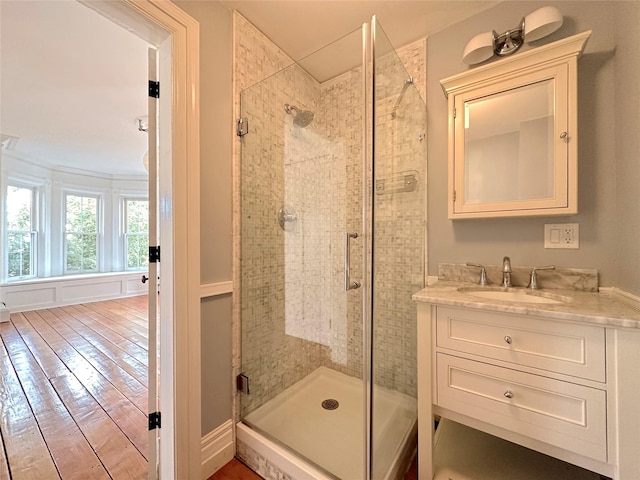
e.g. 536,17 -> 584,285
504,390 -> 513,399
504,335 -> 513,344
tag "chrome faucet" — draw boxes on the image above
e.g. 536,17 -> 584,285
466,262 -> 489,286
528,265 -> 556,289
502,256 -> 512,287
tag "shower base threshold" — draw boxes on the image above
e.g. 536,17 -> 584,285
241,366 -> 417,480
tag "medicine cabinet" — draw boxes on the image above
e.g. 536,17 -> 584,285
441,31 -> 591,219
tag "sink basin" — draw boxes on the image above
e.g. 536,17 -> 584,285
457,287 -> 570,305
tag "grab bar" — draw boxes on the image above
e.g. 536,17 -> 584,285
345,232 -> 361,291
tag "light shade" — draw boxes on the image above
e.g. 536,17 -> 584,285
462,32 -> 494,65
525,6 -> 563,42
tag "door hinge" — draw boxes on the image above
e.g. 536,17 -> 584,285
453,190 -> 457,202
236,118 -> 249,137
236,373 -> 250,394
149,246 -> 160,263
149,80 -> 160,98
149,411 -> 161,430
453,107 -> 456,119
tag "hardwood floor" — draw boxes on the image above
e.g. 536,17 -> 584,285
405,453 -> 418,480
210,459 -> 262,480
210,455 -> 419,480
0,296 -> 149,479
3,295 -> 417,480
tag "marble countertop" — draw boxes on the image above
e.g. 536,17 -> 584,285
413,281 -> 640,329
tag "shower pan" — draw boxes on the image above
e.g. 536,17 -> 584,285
237,16 -> 426,480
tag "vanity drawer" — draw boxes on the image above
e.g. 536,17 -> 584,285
436,353 -> 607,462
436,306 -> 605,382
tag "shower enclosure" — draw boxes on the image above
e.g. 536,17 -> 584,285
237,17 -> 426,480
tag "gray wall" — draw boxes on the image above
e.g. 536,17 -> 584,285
613,2 -> 640,296
171,0 -> 234,436
200,294 -> 232,433
427,1 -> 640,294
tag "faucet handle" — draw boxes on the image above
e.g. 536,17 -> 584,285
528,265 -> 556,289
466,262 -> 489,286
502,256 -> 512,272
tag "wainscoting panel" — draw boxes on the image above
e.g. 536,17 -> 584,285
1,272 -> 147,313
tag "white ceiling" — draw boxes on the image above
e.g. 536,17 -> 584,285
0,0 -> 150,177
220,1 -> 498,64
0,1 -> 498,176
221,1 -> 498,81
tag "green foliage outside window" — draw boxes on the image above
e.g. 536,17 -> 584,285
65,195 -> 98,272
125,199 -> 149,270
5,188 -> 148,279
6,186 -> 35,279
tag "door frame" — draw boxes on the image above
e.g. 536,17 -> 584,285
80,1 -> 202,477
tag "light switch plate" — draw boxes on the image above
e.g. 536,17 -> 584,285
544,223 -> 579,249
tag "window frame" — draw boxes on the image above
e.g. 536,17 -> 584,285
122,196 -> 149,271
63,191 -> 102,275
4,182 -> 39,282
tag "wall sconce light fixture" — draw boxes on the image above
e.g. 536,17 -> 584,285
462,6 -> 563,65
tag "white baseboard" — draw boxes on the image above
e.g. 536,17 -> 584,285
201,419 -> 234,479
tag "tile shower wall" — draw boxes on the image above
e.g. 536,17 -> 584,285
239,60 -> 328,416
317,67 -> 365,380
234,12 -> 426,418
232,12 -> 294,424
371,40 -> 427,397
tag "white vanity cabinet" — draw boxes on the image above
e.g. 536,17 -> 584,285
416,296 -> 640,480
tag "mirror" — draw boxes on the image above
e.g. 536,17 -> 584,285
464,79 -> 554,204
441,31 -> 590,219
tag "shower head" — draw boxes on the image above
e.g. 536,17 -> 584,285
284,103 -> 315,127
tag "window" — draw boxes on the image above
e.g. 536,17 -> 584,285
124,199 -> 149,270
6,185 -> 37,280
64,194 -> 99,273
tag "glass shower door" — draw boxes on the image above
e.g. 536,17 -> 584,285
238,26 -> 370,479
370,16 -> 426,480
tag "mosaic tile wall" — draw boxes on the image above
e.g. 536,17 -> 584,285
239,61 -> 328,416
371,41 -> 427,397
317,66 -> 366,380
233,12 -> 426,419
236,440 -> 297,480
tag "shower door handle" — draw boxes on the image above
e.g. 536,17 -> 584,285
345,232 -> 361,291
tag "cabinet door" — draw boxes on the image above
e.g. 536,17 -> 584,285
441,31 -> 590,219
452,63 -> 571,217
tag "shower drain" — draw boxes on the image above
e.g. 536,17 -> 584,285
321,399 -> 339,410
